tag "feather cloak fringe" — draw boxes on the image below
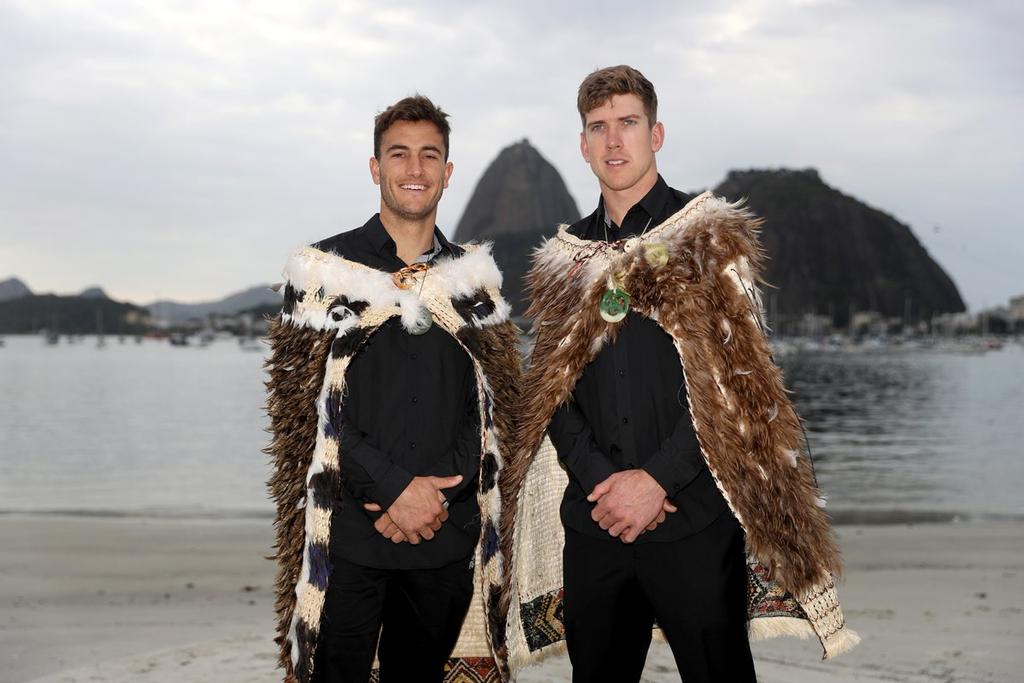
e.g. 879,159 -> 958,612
265,243 -> 520,683
497,192 -> 858,676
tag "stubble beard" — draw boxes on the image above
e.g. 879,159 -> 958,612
594,157 -> 655,195
380,175 -> 444,222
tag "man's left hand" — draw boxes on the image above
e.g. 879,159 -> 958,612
363,503 -> 408,543
588,469 -> 672,543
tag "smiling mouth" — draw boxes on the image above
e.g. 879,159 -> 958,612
399,183 -> 428,191
606,160 -> 627,167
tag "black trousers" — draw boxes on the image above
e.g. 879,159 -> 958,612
312,555 -> 474,683
563,512 -> 756,683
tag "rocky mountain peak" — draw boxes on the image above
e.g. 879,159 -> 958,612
714,168 -> 965,327
453,139 -> 580,243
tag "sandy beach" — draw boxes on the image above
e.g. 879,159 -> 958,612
3,516 -> 1020,683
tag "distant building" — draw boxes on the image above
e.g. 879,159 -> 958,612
1009,295 -> 1024,321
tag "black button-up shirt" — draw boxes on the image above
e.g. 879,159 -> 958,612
549,176 -> 728,542
313,215 -> 481,569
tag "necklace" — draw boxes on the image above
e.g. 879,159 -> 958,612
598,208 -> 653,323
602,208 -> 653,245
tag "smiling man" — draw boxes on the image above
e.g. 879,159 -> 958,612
266,95 -> 519,683
499,65 -> 857,682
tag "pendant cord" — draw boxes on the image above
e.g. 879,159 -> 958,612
601,203 -> 654,246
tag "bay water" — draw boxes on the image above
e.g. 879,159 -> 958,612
1,335 -> 1021,523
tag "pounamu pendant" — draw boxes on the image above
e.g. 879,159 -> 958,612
599,275 -> 630,323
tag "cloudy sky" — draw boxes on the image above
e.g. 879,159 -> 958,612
1,0 -> 1021,309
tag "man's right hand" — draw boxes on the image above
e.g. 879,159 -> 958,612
385,475 -> 462,544
645,499 -> 678,531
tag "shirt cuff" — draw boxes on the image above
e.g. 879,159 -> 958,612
370,464 -> 415,511
641,452 -> 702,498
578,452 -> 619,496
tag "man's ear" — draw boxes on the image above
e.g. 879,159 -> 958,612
443,160 -> 453,189
651,121 -> 665,153
369,156 -> 381,185
580,131 -> 591,163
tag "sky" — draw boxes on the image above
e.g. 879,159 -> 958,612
1,0 -> 1021,310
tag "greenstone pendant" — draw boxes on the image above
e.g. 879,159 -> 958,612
599,287 -> 630,323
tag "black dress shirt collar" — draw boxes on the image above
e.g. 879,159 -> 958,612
574,174 -> 674,241
363,213 -> 456,263
601,174 -> 672,228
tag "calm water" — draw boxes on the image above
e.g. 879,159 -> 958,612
0,335 -> 1022,522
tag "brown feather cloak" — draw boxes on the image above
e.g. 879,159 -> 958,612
496,192 -> 859,677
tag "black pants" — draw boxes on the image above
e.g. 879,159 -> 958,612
563,512 -> 756,683
312,555 -> 474,683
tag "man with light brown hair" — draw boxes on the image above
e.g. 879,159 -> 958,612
554,61 -> 754,683
503,65 -> 855,682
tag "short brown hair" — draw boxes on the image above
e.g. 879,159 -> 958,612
577,65 -> 658,127
373,95 -> 451,160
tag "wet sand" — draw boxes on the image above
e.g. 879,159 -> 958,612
3,517 -> 1021,682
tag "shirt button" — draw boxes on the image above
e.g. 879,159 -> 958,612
618,370 -> 625,378
409,441 -> 417,450
411,396 -> 418,404
621,417 -> 629,425
409,353 -> 417,361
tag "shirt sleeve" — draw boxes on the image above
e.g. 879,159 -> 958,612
548,398 -> 619,494
338,411 -> 414,511
640,412 -> 705,499
424,370 -> 481,504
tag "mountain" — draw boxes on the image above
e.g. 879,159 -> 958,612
79,286 -> 109,300
453,139 -> 581,313
0,277 -> 31,301
146,284 -> 279,323
0,294 -> 149,334
713,169 -> 965,327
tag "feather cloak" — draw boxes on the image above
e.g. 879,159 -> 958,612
265,243 -> 520,682
496,192 -> 859,678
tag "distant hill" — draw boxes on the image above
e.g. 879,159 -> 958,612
0,277 -> 31,301
146,285 -> 279,323
0,294 -> 150,334
713,169 -> 965,327
0,281 -> 279,330
453,139 -> 580,314
79,286 -> 110,300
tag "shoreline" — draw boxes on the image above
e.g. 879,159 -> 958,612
3,506 -> 1022,526
2,517 -> 1021,683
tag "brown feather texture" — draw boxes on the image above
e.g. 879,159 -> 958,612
265,321 -> 336,682
498,192 -> 858,674
265,244 -> 520,683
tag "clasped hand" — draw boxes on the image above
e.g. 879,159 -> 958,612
362,475 -> 462,545
588,469 -> 677,544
